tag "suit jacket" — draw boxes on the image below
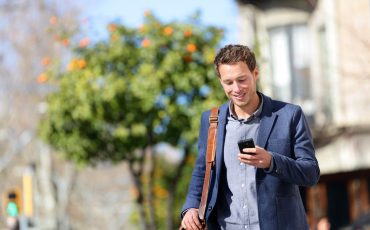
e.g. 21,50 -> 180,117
182,93 -> 320,230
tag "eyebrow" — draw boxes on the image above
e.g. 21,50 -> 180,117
222,75 -> 246,81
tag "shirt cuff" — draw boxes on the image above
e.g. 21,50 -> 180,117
181,208 -> 191,219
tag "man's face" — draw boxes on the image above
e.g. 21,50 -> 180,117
218,61 -> 259,109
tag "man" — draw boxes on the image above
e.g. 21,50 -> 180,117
6,192 -> 20,230
181,44 -> 320,230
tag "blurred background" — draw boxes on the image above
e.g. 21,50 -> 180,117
0,0 -> 369,229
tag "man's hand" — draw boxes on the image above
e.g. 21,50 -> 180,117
181,208 -> 203,230
238,146 -> 272,168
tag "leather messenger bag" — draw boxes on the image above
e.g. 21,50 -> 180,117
180,107 -> 219,230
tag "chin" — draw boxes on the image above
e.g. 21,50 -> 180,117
233,100 -> 249,108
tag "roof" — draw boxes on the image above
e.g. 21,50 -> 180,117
236,0 -> 316,12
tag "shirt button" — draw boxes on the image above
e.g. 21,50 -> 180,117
244,225 -> 248,229
243,205 -> 246,209
241,183 -> 245,187
240,162 -> 244,166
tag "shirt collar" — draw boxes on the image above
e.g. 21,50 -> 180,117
228,92 -> 264,122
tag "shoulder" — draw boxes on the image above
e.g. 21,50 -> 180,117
262,94 -> 302,115
201,102 -> 228,118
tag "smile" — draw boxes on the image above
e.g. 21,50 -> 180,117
233,93 -> 245,100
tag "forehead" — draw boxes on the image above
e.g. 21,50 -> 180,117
218,62 -> 252,79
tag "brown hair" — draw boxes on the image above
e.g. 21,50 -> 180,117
214,44 -> 256,77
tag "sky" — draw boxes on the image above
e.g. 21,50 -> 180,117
84,0 -> 239,45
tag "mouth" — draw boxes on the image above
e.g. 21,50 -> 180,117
233,93 -> 245,101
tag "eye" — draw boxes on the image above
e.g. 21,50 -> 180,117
223,81 -> 233,85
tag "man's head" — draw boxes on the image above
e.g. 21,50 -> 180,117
8,192 -> 16,200
214,44 -> 260,116
214,44 -> 256,77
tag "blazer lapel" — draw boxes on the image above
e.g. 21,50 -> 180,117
256,95 -> 278,149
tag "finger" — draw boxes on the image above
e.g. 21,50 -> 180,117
183,214 -> 193,230
184,219 -> 192,230
188,222 -> 199,230
192,214 -> 203,229
181,219 -> 188,230
184,216 -> 198,230
189,209 -> 202,228
181,221 -> 186,230
243,147 -> 256,154
190,215 -> 201,230
238,156 -> 261,167
238,153 -> 252,159
257,159 -> 264,168
238,153 -> 258,162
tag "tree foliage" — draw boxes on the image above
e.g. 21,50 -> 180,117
39,11 -> 225,229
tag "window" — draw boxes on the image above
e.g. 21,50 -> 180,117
318,26 -> 333,124
268,24 -> 314,120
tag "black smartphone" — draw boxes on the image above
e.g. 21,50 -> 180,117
238,138 -> 255,154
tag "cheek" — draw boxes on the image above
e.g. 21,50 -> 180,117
225,86 -> 234,94
221,84 -> 231,93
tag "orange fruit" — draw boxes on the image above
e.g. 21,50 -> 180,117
37,73 -> 47,83
79,38 -> 90,48
184,29 -> 192,38
187,43 -> 196,53
42,57 -> 50,66
141,38 -> 151,48
108,23 -> 117,32
164,26 -> 173,36
49,16 -> 57,25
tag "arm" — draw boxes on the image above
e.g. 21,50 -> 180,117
181,111 -> 209,214
268,106 -> 320,186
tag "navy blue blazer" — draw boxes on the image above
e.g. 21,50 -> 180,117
182,93 -> 320,230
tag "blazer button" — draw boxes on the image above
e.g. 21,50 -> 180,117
208,206 -> 213,211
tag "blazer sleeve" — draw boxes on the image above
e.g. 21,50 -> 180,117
181,111 -> 210,216
268,106 -> 320,187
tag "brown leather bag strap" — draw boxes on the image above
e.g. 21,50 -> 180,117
198,107 -> 219,222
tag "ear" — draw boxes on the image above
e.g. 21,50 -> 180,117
218,76 -> 224,85
253,67 -> 259,80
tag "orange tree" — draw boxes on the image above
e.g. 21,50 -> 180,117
39,12 -> 225,230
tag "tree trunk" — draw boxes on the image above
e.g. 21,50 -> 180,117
36,142 -> 57,229
166,144 -> 191,230
55,162 -> 76,230
147,145 -> 156,230
128,158 -> 150,230
166,189 -> 175,230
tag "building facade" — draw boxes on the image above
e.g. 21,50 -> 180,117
237,0 -> 370,228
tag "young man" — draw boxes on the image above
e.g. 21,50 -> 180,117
181,44 -> 320,230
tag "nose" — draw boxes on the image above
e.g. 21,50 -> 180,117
232,82 -> 241,93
